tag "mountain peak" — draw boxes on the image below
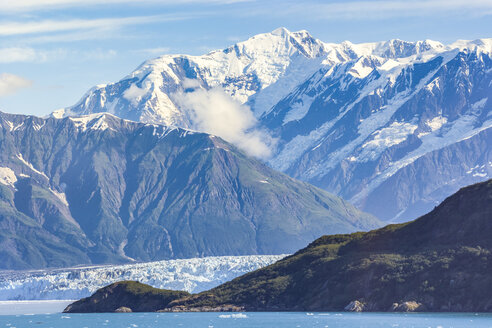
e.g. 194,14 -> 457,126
233,27 -> 326,59
450,38 -> 492,53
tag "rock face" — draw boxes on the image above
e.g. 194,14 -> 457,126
0,111 -> 380,269
344,300 -> 366,312
390,301 -> 424,312
79,179 -> 492,312
58,28 -> 492,222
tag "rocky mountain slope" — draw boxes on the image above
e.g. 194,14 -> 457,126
267,38 -> 492,222
65,179 -> 492,312
56,28 -> 492,222
0,111 -> 380,269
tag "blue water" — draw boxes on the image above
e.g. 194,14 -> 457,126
0,312 -> 491,328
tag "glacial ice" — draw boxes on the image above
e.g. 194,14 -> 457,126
0,255 -> 286,300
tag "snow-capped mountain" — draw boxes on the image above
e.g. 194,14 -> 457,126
265,38 -> 492,221
54,27 -> 329,125
0,255 -> 285,300
0,111 -> 380,270
56,28 -> 492,222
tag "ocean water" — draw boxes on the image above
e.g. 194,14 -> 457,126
0,300 -> 73,315
0,312 -> 491,328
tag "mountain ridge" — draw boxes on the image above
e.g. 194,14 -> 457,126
0,110 -> 381,269
53,28 -> 492,222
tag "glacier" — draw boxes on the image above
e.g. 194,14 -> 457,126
0,255 -> 285,300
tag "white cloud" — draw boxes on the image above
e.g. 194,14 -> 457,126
134,47 -> 171,56
174,85 -> 275,158
0,47 -> 116,63
181,78 -> 201,89
0,73 -> 32,97
123,84 -> 148,105
0,0 -> 251,12
0,47 -> 115,63
20,29 -> 121,44
0,47 -> 68,63
0,48 -> 39,63
81,49 -> 117,60
0,15 -> 184,36
278,0 -> 492,20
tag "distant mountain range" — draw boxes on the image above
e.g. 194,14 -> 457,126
65,179 -> 492,313
54,27 -> 492,222
0,111 -> 380,270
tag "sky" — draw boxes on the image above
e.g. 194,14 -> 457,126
0,0 -> 491,116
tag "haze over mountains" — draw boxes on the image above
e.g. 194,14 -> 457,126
55,27 -> 492,222
0,111 -> 379,270
65,179 -> 492,313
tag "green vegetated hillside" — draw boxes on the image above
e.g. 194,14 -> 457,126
65,179 -> 492,313
0,111 -> 380,269
63,281 -> 191,313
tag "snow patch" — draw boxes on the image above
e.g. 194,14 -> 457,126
51,108 -> 66,119
466,164 -> 490,178
69,113 -> 115,132
0,167 -> 17,187
283,94 -> 314,124
351,116 -> 492,205
425,77 -> 441,93
3,120 -> 13,131
347,58 -> 375,79
426,116 -> 448,131
91,116 -> 116,132
32,122 -> 45,131
358,122 -> 418,162
16,154 -> 48,180
10,122 -> 24,132
471,98 -> 488,112
50,189 -> 69,207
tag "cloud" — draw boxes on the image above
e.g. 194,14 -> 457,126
123,84 -> 148,105
0,15 -> 187,36
0,73 -> 32,97
0,48 -> 40,63
274,0 -> 492,20
0,47 -> 68,63
174,84 -> 275,158
20,29 -> 122,44
0,0 -> 252,12
81,49 -> 117,60
181,78 -> 201,89
134,47 -> 171,56
0,47 -> 114,63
